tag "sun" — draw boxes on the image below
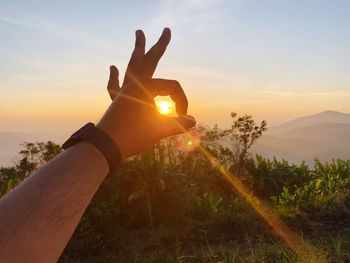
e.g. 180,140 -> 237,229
155,96 -> 175,115
157,101 -> 171,115
155,98 -> 175,115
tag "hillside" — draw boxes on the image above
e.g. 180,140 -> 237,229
270,110 -> 350,133
0,132 -> 66,166
253,111 -> 350,164
1,111 -> 350,166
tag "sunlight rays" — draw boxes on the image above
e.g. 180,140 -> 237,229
122,71 -> 322,262
160,107 -> 322,263
198,146 -> 322,262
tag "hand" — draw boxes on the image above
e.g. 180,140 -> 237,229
97,28 -> 196,159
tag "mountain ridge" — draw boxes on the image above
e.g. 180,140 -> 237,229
270,110 -> 350,133
1,110 -> 350,166
253,110 -> 350,164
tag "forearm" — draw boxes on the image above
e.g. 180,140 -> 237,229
0,27 -> 194,263
0,142 -> 109,263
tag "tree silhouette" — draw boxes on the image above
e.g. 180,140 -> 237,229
222,112 -> 267,177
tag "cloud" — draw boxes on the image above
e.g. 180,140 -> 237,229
262,90 -> 350,98
0,8 -> 117,52
146,0 -> 231,32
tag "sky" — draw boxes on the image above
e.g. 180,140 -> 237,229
1,0 -> 350,134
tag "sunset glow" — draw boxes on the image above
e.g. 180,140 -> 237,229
2,1 -> 350,132
155,97 -> 175,116
1,1 -> 348,261
176,130 -> 201,152
157,101 -> 172,115
172,121 -> 320,262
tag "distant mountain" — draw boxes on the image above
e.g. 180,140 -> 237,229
272,122 -> 350,141
0,132 -> 67,167
0,132 -> 36,166
270,110 -> 350,133
1,110 -> 350,167
253,111 -> 350,165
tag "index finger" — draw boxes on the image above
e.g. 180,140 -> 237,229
148,79 -> 188,115
123,30 -> 146,86
107,65 -> 119,100
138,28 -> 171,79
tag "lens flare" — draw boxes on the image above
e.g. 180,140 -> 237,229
157,101 -> 172,115
123,71 -> 323,262
176,130 -> 201,152
155,97 -> 175,116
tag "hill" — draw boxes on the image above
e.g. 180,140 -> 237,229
0,132 -> 66,167
270,110 -> 350,133
1,110 -> 350,166
253,111 -> 350,164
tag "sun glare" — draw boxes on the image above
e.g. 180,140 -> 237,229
155,97 -> 175,116
176,130 -> 201,152
158,101 -> 172,115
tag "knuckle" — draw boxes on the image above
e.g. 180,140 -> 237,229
170,80 -> 182,92
172,80 -> 181,87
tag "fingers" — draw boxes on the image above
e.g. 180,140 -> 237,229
158,115 -> 196,138
138,28 -> 171,79
148,79 -> 188,115
123,30 -> 146,86
107,65 -> 119,100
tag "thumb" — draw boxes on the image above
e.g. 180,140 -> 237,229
107,65 -> 120,100
158,115 -> 196,138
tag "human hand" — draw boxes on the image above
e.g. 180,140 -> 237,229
97,28 -> 196,159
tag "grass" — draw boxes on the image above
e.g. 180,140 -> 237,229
4,141 -> 350,263
60,223 -> 350,263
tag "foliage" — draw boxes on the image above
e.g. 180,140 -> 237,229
0,141 -> 61,195
273,159 -> 350,218
245,156 -> 311,199
222,112 -> 267,176
2,115 -> 350,262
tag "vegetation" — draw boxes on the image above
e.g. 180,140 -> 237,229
1,113 -> 350,262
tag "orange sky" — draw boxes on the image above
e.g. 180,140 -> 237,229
1,1 -> 350,133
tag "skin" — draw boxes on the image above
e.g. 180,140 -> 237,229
0,28 -> 195,263
99,28 -> 195,158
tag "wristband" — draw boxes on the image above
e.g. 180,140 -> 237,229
62,122 -> 121,173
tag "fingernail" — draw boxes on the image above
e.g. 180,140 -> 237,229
109,65 -> 118,74
183,115 -> 196,127
163,27 -> 170,34
135,30 -> 142,38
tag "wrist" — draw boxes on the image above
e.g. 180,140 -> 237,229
63,123 -> 122,171
71,141 -> 109,176
96,121 -> 130,160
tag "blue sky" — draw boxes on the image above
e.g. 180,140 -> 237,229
1,0 -> 350,132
